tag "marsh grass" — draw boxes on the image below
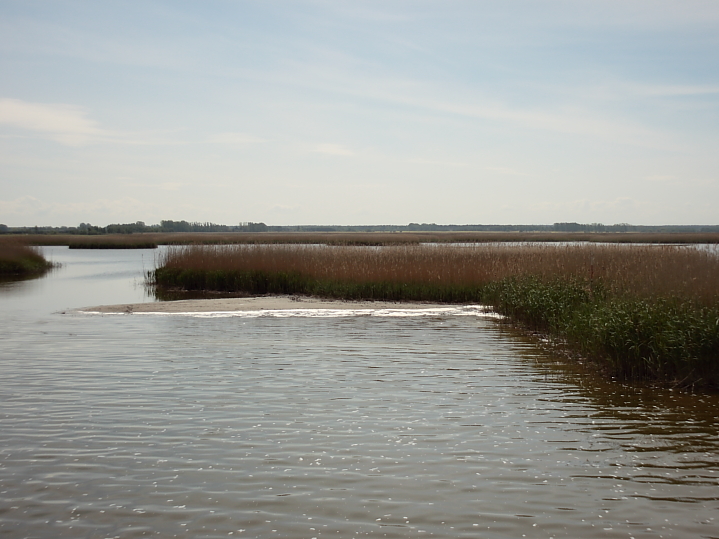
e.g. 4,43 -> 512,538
151,243 -> 719,389
67,240 -> 158,249
4,230 -> 719,248
153,243 -> 719,302
0,243 -> 54,276
0,235 -> 160,249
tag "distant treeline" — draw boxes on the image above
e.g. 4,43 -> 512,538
269,222 -> 719,233
2,221 -> 719,235
0,220 -> 270,235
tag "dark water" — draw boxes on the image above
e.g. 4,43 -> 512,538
1,248 -> 718,538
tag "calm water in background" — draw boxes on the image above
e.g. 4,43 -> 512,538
1,247 -> 718,539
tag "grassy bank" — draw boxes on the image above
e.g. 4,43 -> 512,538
0,244 -> 54,276
150,244 -> 719,390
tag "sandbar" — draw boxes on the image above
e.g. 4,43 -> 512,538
80,295 -> 458,314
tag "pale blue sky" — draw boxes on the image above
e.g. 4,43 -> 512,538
1,1 -> 718,226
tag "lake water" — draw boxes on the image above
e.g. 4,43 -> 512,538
1,247 -> 718,538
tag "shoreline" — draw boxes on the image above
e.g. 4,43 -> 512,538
79,295 -> 462,314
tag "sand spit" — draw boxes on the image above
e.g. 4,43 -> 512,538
79,295 -> 463,314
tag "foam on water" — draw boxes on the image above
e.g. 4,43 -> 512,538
81,304 -> 507,319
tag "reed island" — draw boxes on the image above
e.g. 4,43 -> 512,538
0,243 -> 54,277
149,242 -> 719,391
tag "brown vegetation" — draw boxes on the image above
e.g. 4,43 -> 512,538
2,230 -> 719,248
0,242 -> 54,276
155,243 -> 719,304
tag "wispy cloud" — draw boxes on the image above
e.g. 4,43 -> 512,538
0,98 -> 105,146
627,83 -> 719,98
313,143 -> 354,156
159,182 -> 186,191
486,166 -> 529,176
207,132 -> 267,145
0,98 -> 270,148
0,14 -> 191,70
308,2 -> 417,23
419,98 -> 677,150
571,80 -> 719,102
527,196 -> 646,219
0,195 -> 158,225
408,158 -> 467,167
244,59 -> 685,150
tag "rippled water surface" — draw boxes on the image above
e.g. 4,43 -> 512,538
1,247 -> 718,538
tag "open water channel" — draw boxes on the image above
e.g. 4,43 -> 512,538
1,247 -> 718,538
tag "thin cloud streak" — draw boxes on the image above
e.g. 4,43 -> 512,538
207,132 -> 267,145
0,98 -> 269,148
313,143 -> 354,156
0,98 -> 104,146
226,59 -> 691,151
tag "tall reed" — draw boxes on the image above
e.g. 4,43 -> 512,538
154,243 -> 719,303
0,243 -> 54,276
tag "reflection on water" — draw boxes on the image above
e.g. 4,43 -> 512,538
1,248 -> 718,538
0,246 -> 157,314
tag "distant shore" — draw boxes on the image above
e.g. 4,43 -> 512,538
3,230 -> 719,250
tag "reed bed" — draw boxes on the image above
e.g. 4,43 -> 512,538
153,243 -> 719,302
147,230 -> 718,245
0,243 -> 54,276
4,230 -> 719,248
151,243 -> 719,390
0,234 -> 159,248
67,239 -> 158,249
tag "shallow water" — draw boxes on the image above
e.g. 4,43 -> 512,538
1,247 -> 718,538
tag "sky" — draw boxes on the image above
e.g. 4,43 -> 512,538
1,1 -> 718,227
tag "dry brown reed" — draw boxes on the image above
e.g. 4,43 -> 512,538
0,234 -> 160,248
157,243 -> 719,305
4,230 -> 719,248
0,242 -> 39,261
0,242 -> 54,275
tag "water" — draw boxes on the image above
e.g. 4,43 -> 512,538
1,247 -> 718,538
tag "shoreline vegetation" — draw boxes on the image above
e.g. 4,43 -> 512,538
1,230 -> 719,249
0,243 -> 55,277
67,239 -> 159,249
149,243 -> 719,391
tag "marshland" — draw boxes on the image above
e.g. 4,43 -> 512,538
151,242 -> 719,390
4,232 -> 718,389
2,243 -> 719,538
4,229 -> 719,248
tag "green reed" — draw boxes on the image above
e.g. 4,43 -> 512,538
484,277 -> 719,389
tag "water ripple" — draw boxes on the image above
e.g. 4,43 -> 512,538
1,312 -> 718,538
